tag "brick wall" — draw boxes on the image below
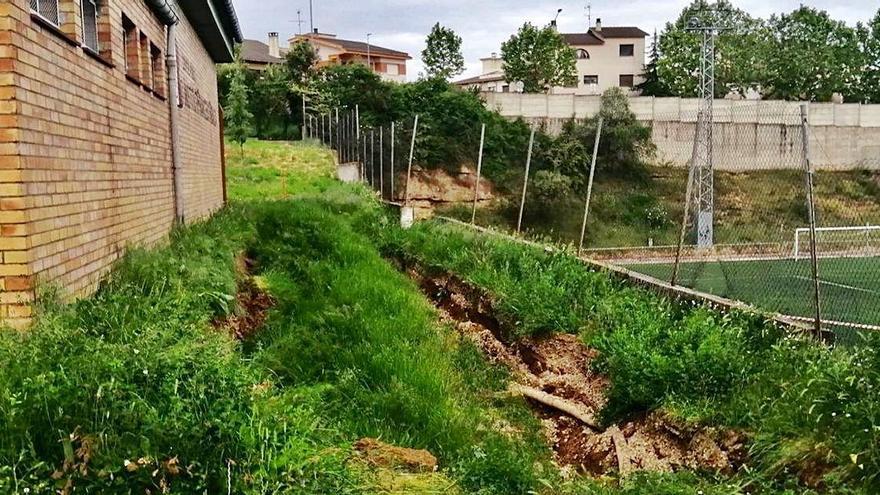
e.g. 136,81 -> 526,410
0,0 -> 225,327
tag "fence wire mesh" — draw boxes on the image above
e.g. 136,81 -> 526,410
307,100 -> 880,340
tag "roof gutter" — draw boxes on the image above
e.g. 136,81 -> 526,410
147,0 -> 186,223
146,0 -> 180,25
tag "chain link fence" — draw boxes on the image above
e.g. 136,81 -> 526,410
305,100 -> 880,341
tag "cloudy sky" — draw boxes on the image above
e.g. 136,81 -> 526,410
230,0 -> 878,80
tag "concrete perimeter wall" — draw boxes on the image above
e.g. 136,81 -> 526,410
483,92 -> 880,171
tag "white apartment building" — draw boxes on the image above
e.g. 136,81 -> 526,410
456,19 -> 647,95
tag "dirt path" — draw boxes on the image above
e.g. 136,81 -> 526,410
410,265 -> 746,477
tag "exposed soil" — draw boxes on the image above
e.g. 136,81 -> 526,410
407,263 -> 747,478
354,438 -> 439,473
213,256 -> 275,340
398,165 -> 495,217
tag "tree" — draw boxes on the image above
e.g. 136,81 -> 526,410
764,6 -> 863,101
657,0 -> 770,98
252,64 -> 292,139
314,64 -> 392,125
500,22 -> 577,93
224,47 -> 253,155
636,30 -> 672,96
285,40 -> 319,83
421,23 -> 465,79
862,9 -> 880,103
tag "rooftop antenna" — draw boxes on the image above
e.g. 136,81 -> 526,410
585,2 -> 591,27
294,10 -> 304,35
309,0 -> 314,33
684,10 -> 732,248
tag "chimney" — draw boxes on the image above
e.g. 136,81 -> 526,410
267,32 -> 280,58
491,52 -> 498,59
550,19 -> 558,30
313,28 -> 319,34
594,18 -> 602,32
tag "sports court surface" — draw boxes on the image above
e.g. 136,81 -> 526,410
625,255 -> 880,331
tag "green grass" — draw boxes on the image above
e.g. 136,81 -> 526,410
370,217 -> 880,493
4,138 -> 876,494
627,256 -> 880,329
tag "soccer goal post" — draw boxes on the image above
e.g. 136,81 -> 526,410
793,225 -> 880,261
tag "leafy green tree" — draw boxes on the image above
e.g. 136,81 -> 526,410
862,9 -> 880,103
314,64 -> 392,125
764,6 -> 863,101
421,23 -> 465,79
500,22 -> 577,93
285,40 -> 319,83
224,47 -> 253,155
657,0 -> 770,97
636,30 -> 672,96
252,64 -> 293,139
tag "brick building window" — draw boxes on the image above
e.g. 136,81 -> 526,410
139,32 -> 152,88
123,15 -> 139,80
30,0 -> 60,25
619,44 -> 634,57
81,0 -> 99,51
150,43 -> 165,97
619,74 -> 634,88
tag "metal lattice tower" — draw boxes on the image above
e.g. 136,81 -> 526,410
687,17 -> 722,248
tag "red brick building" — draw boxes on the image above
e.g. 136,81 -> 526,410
0,0 -> 240,327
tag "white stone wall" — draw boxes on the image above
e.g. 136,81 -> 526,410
482,93 -> 880,171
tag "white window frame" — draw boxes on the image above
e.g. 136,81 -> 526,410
30,0 -> 61,26
583,75 -> 599,85
81,0 -> 99,52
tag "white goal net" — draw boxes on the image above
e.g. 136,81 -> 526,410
794,225 -> 880,260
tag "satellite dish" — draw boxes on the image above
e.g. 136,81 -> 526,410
514,81 -> 525,93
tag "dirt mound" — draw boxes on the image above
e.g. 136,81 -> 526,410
409,264 -> 747,478
354,438 -> 438,473
402,165 -> 494,208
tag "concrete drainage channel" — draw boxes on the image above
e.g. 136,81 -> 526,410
399,258 -> 748,478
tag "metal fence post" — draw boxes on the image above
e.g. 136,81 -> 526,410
363,132 -> 368,184
800,103 -> 823,336
370,129 -> 376,187
672,114 -> 704,286
577,116 -> 604,256
390,122 -> 395,201
516,126 -> 536,234
301,96 -> 306,141
404,115 -> 420,206
335,108 -> 340,154
471,123 -> 486,224
379,126 -> 384,198
355,105 -> 360,163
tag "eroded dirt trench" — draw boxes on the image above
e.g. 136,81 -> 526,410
406,264 -> 747,477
